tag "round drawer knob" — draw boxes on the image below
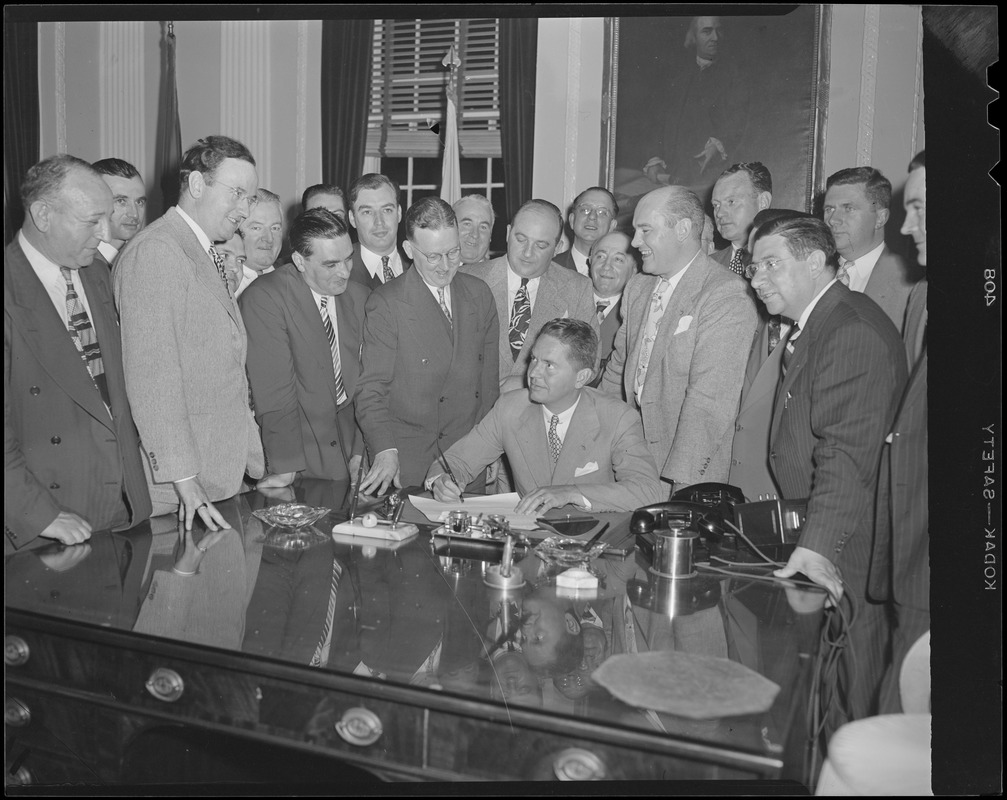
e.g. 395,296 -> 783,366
4,635 -> 30,667
553,747 -> 607,781
145,667 -> 185,702
5,698 -> 32,728
334,707 -> 383,746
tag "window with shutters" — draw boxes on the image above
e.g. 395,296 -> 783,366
367,18 -> 506,246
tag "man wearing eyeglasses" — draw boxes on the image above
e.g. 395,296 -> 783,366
240,209 -> 368,488
823,167 -> 919,333
234,188 -> 283,298
356,196 -> 499,495
555,187 -> 619,277
749,212 -> 906,728
114,135 -> 265,531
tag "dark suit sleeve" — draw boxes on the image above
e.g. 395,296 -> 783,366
4,324 -> 60,544
798,322 -> 906,558
240,283 -> 306,475
354,290 -> 400,456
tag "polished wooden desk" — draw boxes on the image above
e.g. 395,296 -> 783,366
5,479 -> 825,789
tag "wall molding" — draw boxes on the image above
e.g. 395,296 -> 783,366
220,21 -> 272,189
855,4 -> 881,166
563,19 -> 583,205
98,22 -> 146,170
911,6 -> 924,157
296,20 -> 308,201
55,22 -> 66,153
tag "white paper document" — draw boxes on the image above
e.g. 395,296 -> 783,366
408,492 -> 539,530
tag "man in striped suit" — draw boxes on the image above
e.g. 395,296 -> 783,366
871,151 -> 928,713
751,212 -> 907,727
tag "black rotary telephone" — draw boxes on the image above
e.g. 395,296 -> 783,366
630,483 -> 745,561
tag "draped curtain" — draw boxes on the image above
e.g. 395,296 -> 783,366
4,22 -> 40,245
154,22 -> 183,216
321,20 -> 374,190
499,18 -> 538,220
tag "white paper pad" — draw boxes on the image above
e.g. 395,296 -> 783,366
408,492 -> 539,530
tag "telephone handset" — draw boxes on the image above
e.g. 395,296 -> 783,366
631,500 -> 728,541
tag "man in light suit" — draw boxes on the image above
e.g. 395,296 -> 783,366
710,162 -> 771,276
823,166 -> 920,332
347,173 -> 410,292
240,209 -> 368,488
92,158 -> 147,270
751,213 -> 907,727
234,188 -> 283,297
428,319 -> 663,514
871,151 -> 928,713
460,199 -> 597,394
601,186 -> 757,493
587,231 -> 638,388
114,135 -> 265,530
555,187 -> 619,277
5,155 -> 151,551
356,196 -> 500,494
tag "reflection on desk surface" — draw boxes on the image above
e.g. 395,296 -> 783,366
5,478 -> 825,760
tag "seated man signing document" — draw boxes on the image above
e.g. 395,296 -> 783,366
426,319 -> 663,514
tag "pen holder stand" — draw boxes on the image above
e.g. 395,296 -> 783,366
484,564 -> 525,590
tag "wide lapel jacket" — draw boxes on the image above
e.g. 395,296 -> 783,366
511,400 -> 555,491
863,246 -> 916,334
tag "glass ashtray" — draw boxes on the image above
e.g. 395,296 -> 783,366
252,503 -> 330,529
533,536 -> 607,569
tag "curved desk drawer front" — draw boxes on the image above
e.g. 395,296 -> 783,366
5,480 -> 824,787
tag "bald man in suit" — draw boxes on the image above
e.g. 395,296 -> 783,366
459,199 -> 597,394
6,155 -> 151,551
751,213 -> 906,728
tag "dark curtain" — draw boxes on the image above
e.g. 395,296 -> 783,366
499,18 -> 538,220
154,22 -> 183,217
4,22 -> 40,245
321,20 -> 374,191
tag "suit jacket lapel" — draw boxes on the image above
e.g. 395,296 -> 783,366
650,255 -> 707,374
5,242 -> 114,429
478,258 -> 513,368
169,209 -> 243,331
515,401 -> 554,489
402,268 -> 452,351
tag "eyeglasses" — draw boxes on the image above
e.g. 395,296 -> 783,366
411,245 -> 462,266
745,255 -> 797,280
210,179 -> 259,209
575,204 -> 614,220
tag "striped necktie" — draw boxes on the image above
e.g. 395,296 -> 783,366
509,278 -> 531,360
836,259 -> 854,287
309,558 -> 343,667
208,246 -> 233,295
61,267 -> 111,409
381,255 -> 394,283
596,299 -> 610,324
782,324 -> 802,375
438,287 -> 452,326
319,297 -> 349,406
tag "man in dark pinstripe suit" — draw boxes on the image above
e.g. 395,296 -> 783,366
872,152 -> 928,713
749,212 -> 907,727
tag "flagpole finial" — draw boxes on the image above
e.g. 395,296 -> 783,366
442,45 -> 461,70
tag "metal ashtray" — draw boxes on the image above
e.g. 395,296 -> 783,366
252,503 -> 329,529
534,536 -> 607,569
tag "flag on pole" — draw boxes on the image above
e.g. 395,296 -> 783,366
155,21 -> 183,213
440,45 -> 462,207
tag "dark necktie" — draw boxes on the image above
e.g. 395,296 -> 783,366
767,315 -> 782,355
61,267 -> 111,408
381,255 -> 394,283
729,247 -> 747,276
319,297 -> 349,406
548,414 -> 562,463
208,246 -> 232,295
509,278 -> 531,360
596,299 -> 610,324
782,324 -> 802,376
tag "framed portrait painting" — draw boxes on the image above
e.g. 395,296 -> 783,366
603,6 -> 830,226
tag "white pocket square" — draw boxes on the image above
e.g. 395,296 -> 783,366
574,462 -> 599,477
674,315 -> 693,335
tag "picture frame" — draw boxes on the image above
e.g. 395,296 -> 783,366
602,6 -> 831,227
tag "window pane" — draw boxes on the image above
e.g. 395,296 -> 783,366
411,157 -> 441,186
381,157 -> 409,187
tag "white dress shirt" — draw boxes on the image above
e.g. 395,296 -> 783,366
841,241 -> 885,293
97,241 -> 119,265
593,293 -> 622,322
359,245 -> 404,282
506,266 -> 541,310
570,247 -> 590,277
20,231 -> 94,325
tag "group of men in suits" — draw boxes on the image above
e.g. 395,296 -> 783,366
5,136 -> 929,725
